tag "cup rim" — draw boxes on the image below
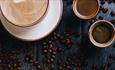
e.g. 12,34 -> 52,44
88,20 -> 115,48
72,0 -> 100,19
0,0 -> 49,27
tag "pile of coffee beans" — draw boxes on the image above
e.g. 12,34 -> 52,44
0,51 -> 21,70
25,53 -> 42,69
42,41 -> 58,64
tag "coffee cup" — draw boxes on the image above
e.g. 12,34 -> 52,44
0,0 -> 49,27
88,20 -> 115,48
73,0 -> 100,19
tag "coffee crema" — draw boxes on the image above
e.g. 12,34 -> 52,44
1,0 -> 48,26
77,0 -> 98,16
92,23 -> 113,43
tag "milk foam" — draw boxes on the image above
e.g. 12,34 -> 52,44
1,0 -> 48,26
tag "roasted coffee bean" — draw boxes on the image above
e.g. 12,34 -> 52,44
50,58 -> 54,62
100,6 -> 103,11
109,54 -> 112,59
110,20 -> 115,24
110,11 -> 115,17
51,55 -> 56,58
49,44 -> 53,49
47,59 -> 51,64
48,49 -> 53,53
101,0 -> 105,5
98,16 -> 104,20
102,7 -> 108,13
43,49 -> 48,53
91,18 -> 97,23
58,66 -> 63,70
36,64 -> 41,69
52,51 -> 57,55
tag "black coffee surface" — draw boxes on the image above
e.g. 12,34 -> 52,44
77,0 -> 98,16
92,23 -> 113,43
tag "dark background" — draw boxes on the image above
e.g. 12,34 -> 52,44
0,0 -> 115,70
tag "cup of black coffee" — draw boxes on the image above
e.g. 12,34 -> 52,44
73,0 -> 100,19
89,20 -> 115,48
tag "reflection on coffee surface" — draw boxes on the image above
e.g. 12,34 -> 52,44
1,0 -> 48,26
77,0 -> 98,16
92,23 -> 113,43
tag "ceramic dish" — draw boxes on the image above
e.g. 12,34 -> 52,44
0,0 -> 63,41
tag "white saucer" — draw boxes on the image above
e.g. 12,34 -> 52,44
0,0 -> 63,41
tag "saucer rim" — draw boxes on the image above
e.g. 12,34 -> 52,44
1,0 -> 63,41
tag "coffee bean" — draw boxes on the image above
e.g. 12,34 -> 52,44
33,61 -> 38,66
58,66 -> 63,70
109,54 -> 112,59
43,67 -> 49,70
98,16 -> 103,20
43,49 -> 48,53
48,49 -> 53,53
110,20 -> 115,24
52,51 -> 57,55
43,42 -> 47,45
100,6 -> 103,11
29,59 -> 34,64
49,44 -> 53,48
101,1 -> 105,5
110,11 -> 115,17
47,59 -> 51,64
60,36 -> 64,40
53,32 -> 57,36
102,7 -> 108,13
36,64 -> 41,69
53,36 -> 57,40
8,64 -> 13,69
50,58 -> 54,62
25,57 -> 30,63
91,18 -> 97,23
51,55 -> 56,58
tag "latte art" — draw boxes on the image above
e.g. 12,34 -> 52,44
1,0 -> 48,26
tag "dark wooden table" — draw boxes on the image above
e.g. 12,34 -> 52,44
0,0 -> 115,70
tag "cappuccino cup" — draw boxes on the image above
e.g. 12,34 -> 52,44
0,0 -> 49,27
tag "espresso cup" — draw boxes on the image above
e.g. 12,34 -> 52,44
0,0 -> 49,27
73,0 -> 100,19
88,20 -> 115,48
